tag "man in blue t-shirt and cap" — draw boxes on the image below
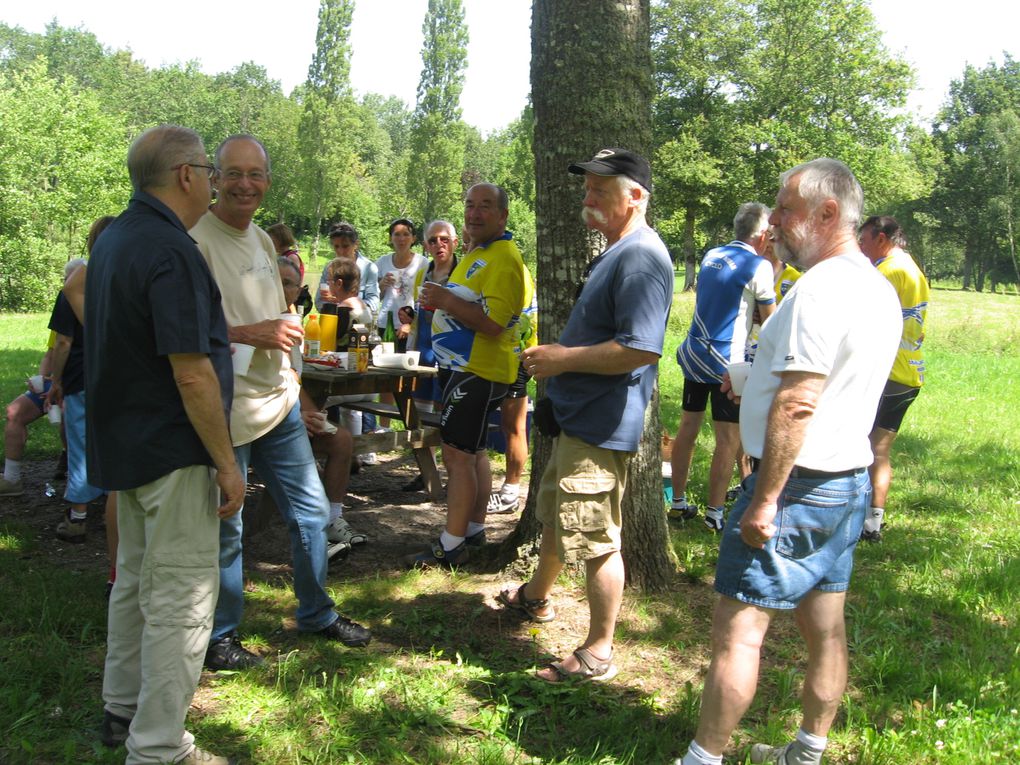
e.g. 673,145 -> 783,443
497,148 -> 674,683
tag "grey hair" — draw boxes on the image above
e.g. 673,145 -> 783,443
425,219 -> 459,240
64,258 -> 87,279
780,158 -> 863,231
733,202 -> 771,241
613,174 -> 650,215
277,256 -> 301,280
214,134 -> 272,175
127,125 -> 206,193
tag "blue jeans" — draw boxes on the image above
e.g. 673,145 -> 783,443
63,391 -> 104,504
714,468 -> 870,610
213,403 -> 337,639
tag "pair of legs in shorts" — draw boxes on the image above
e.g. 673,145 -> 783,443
866,380 -> 921,536
409,369 -> 507,563
670,379 -> 740,510
683,466 -> 870,760
489,362 -> 531,513
500,432 -> 631,681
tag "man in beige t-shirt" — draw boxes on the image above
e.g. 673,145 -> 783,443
191,135 -> 371,671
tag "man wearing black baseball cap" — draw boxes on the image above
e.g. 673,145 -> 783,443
498,148 -> 674,683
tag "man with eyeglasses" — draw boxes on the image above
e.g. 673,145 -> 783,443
87,124 -> 243,765
191,134 -> 371,673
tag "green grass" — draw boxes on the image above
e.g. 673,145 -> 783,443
1,287 -> 1019,763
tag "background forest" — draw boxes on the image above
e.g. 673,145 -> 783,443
2,0 -> 1019,312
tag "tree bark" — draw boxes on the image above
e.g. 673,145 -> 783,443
499,0 -> 675,592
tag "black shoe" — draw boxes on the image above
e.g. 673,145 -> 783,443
860,529 -> 882,543
401,474 -> 425,492
204,633 -> 263,671
100,710 -> 131,747
317,615 -> 371,647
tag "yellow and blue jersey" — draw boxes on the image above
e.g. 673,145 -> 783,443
876,248 -> 929,388
431,235 -> 527,384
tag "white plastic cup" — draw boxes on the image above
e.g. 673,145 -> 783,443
231,343 -> 256,375
280,312 -> 303,371
28,375 -> 45,394
727,361 -> 753,397
381,341 -> 395,355
48,405 -> 62,424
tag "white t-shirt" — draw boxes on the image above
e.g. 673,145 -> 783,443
739,251 -> 900,471
191,212 -> 299,447
375,252 -> 428,327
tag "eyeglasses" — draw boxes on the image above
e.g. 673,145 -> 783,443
171,163 -> 216,178
427,235 -> 453,245
219,169 -> 268,183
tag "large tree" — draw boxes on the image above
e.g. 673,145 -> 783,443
931,57 -> 1020,291
504,0 -> 674,591
407,0 -> 469,226
652,0 -> 916,286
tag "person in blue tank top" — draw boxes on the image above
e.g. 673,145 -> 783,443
669,203 -> 777,532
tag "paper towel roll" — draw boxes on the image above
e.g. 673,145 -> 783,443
373,353 -> 417,369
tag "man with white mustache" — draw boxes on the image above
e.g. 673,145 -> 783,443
499,148 -> 673,683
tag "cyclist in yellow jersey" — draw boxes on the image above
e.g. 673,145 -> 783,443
858,215 -> 930,542
409,183 -> 528,567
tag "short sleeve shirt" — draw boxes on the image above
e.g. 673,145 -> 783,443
739,252 -> 901,471
431,234 -> 527,384
676,241 -> 775,383
84,192 -> 232,491
547,226 -> 674,452
48,293 -> 86,396
876,248 -> 929,388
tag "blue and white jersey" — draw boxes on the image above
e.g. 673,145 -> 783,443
676,241 -> 775,383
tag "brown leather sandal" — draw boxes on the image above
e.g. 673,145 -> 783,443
543,647 -> 618,683
496,583 -> 556,623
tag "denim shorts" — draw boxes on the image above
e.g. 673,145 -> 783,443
714,468 -> 870,609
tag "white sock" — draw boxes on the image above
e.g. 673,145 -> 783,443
69,508 -> 87,521
671,494 -> 689,509
864,506 -> 884,533
439,530 -> 465,551
499,482 -> 519,500
681,739 -> 722,765
466,521 -> 485,536
785,728 -> 826,764
3,459 -> 22,482
329,502 -> 344,523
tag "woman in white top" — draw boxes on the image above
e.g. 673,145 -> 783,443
375,218 -> 428,351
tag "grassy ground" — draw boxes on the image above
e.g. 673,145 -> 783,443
1,286 -> 1018,764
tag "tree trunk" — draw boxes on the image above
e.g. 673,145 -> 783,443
499,0 -> 675,592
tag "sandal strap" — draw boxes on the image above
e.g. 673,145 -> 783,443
518,582 -> 548,609
572,647 -> 613,676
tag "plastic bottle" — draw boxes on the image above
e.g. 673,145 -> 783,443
304,313 -> 321,357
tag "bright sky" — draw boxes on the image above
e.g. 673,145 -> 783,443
2,1 -> 1017,134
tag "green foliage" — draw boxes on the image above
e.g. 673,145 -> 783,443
0,59 -> 128,311
651,0 -> 918,265
408,0 -> 470,226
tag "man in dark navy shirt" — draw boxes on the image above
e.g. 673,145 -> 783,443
86,124 -> 244,765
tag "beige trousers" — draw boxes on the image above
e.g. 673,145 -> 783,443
102,464 -> 220,765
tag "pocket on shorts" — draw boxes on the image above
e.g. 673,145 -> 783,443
774,485 -> 850,561
144,554 -> 218,628
558,472 -> 617,533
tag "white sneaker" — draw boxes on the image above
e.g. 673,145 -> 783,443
359,453 -> 379,466
327,517 -> 367,546
486,491 -> 518,514
177,745 -> 235,764
703,507 -> 725,533
0,477 -> 24,497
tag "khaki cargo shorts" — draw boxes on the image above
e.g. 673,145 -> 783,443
536,432 -> 632,564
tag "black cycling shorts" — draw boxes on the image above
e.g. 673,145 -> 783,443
437,369 -> 508,453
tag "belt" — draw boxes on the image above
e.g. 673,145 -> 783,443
748,457 -> 862,480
